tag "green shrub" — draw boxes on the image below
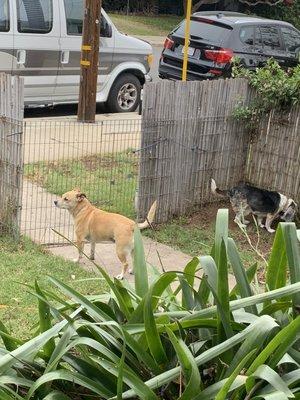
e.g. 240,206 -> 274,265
0,210 -> 300,399
232,59 -> 300,133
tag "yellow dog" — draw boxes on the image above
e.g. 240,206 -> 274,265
54,188 -> 157,279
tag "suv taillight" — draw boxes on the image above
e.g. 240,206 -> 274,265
164,37 -> 175,50
204,48 -> 233,64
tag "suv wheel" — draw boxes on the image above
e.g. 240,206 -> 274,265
107,73 -> 141,113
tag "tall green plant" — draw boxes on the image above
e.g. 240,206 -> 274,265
0,211 -> 299,399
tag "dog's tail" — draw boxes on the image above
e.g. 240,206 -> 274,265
211,179 -> 229,197
138,200 -> 157,230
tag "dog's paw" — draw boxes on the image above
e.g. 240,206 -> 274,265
129,268 -> 134,275
259,224 -> 265,228
90,255 -> 95,261
116,274 -> 124,280
267,228 -> 275,233
73,258 -> 80,263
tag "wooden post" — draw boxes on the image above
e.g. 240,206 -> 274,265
77,0 -> 101,123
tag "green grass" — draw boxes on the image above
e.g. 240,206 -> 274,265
24,151 -> 138,219
109,14 -> 182,36
0,236 -> 107,339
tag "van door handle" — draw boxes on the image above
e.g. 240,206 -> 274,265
17,50 -> 26,65
61,50 -> 70,64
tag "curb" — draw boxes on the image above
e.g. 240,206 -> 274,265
135,35 -> 165,47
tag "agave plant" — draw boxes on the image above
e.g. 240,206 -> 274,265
0,209 -> 300,399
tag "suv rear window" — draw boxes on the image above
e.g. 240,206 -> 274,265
174,18 -> 232,45
0,0 -> 9,32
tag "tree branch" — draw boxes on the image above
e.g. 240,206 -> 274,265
192,0 -> 219,13
238,0 -> 284,6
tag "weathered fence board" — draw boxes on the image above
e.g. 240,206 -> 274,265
246,108 -> 300,202
138,78 -> 300,223
138,78 -> 251,222
0,74 -> 24,237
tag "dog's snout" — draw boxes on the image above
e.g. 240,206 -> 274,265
54,200 -> 58,206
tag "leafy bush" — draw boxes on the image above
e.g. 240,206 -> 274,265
232,59 -> 300,133
0,210 -> 300,399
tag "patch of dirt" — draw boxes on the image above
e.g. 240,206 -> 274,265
81,154 -> 138,172
181,200 -> 274,261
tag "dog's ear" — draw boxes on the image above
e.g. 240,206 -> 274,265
76,193 -> 86,202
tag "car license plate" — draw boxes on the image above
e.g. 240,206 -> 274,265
182,46 -> 195,56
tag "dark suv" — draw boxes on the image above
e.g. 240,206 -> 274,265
159,12 -> 300,81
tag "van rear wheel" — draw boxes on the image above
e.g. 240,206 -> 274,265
107,73 -> 141,113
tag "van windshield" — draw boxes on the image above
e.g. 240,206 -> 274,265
174,18 -> 232,45
0,0 -> 9,32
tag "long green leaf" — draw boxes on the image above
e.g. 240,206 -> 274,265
266,225 -> 287,292
101,360 -> 158,400
43,391 -> 71,400
192,376 -> 247,400
144,272 -> 177,366
228,238 -> 257,314
216,349 -> 256,400
230,263 -> 257,298
198,255 -> 218,307
0,321 -> 18,352
133,227 -> 149,298
225,316 -> 278,377
166,327 -> 202,400
281,223 -> 300,315
251,393 -> 289,400
247,316 -> 300,377
35,281 -> 55,360
217,238 -> 233,346
214,209 -> 229,267
26,370 -> 113,399
246,365 -> 294,397
178,282 -> 300,322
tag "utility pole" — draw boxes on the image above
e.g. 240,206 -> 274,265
77,0 -> 101,123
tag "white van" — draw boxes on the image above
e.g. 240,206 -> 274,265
0,0 -> 153,112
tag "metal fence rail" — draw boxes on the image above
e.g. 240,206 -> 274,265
21,118 -> 141,245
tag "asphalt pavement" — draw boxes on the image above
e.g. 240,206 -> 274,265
24,44 -> 163,119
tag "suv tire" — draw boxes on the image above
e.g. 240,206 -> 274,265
107,73 -> 141,113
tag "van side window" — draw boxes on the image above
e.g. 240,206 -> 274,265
17,0 -> 53,34
64,0 -> 111,37
281,26 -> 300,53
0,0 -> 9,32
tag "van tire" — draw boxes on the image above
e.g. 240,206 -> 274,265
107,73 -> 141,113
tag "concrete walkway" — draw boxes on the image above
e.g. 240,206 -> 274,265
49,237 -> 192,283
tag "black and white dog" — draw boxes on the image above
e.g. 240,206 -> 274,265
211,179 -> 297,233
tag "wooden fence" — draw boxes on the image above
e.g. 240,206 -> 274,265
246,108 -> 300,200
0,74 -> 24,237
137,78 -> 300,223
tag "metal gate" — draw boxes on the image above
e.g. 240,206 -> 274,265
0,74 -> 23,239
21,117 -> 141,245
